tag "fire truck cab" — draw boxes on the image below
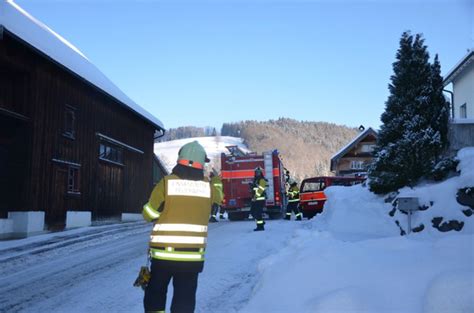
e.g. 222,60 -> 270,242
220,146 -> 288,221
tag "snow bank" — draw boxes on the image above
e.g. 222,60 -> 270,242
395,147 -> 474,235
241,222 -> 473,313
154,136 -> 248,173
316,184 -> 398,239
240,148 -> 474,313
423,269 -> 474,313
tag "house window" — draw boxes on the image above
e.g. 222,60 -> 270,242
63,105 -> 76,139
351,161 -> 365,170
361,144 -> 375,153
460,103 -> 467,119
99,142 -> 123,165
68,166 -> 80,194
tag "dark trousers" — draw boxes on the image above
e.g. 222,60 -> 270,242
251,200 -> 265,223
286,201 -> 300,215
144,262 -> 199,313
211,203 -> 219,217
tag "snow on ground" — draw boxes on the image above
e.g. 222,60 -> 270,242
154,136 -> 249,173
0,218 -> 304,313
241,147 -> 474,313
1,147 -> 472,313
241,187 -> 473,313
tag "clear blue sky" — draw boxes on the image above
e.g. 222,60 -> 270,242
16,0 -> 473,130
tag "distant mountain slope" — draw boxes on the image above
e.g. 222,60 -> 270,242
222,118 -> 359,180
154,136 -> 248,173
155,119 -> 361,180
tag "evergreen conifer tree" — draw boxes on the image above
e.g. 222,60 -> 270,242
368,32 -> 450,194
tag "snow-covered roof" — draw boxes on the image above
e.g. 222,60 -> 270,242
0,0 -> 164,131
443,49 -> 474,86
331,127 -> 377,162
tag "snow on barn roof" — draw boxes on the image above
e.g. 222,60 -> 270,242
331,127 -> 377,162
0,0 -> 164,131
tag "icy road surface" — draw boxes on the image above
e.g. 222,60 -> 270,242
0,219 -> 300,313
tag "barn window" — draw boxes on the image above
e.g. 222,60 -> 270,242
67,166 -> 80,193
99,142 -> 124,165
63,105 -> 76,139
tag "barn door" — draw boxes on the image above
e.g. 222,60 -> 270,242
96,162 -> 124,221
0,114 -> 30,218
47,165 -> 68,230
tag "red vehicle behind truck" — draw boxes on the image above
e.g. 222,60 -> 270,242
220,146 -> 288,221
299,176 -> 365,218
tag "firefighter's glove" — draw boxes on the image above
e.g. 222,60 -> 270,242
133,266 -> 151,290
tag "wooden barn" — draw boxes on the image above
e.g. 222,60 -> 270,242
0,1 -> 166,232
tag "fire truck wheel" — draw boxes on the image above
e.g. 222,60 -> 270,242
228,212 -> 248,221
268,212 -> 282,220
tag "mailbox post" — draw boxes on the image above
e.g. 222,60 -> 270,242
396,197 -> 419,234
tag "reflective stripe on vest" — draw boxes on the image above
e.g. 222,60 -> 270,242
153,223 -> 208,233
143,203 -> 160,220
150,248 -> 204,262
150,235 -> 207,245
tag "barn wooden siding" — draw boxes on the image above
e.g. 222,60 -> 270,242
0,31 -> 159,229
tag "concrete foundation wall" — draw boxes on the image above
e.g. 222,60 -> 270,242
0,218 -> 14,239
66,211 -> 92,229
122,213 -> 143,222
7,211 -> 45,238
448,121 -> 474,156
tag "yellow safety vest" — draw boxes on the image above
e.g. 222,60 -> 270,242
252,177 -> 267,201
142,174 -> 213,262
211,175 -> 224,205
288,185 -> 300,202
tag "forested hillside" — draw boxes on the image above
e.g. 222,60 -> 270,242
157,126 -> 218,141
222,118 -> 359,180
159,119 -> 359,180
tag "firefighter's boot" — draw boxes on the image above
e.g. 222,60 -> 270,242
254,222 -> 265,231
209,216 -> 218,223
219,214 -> 225,219
284,213 -> 291,220
296,215 -> 302,221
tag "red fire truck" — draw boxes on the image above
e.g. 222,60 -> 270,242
299,176 -> 365,218
220,146 -> 288,221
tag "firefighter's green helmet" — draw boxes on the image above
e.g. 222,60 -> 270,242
177,141 -> 210,169
254,166 -> 263,177
288,178 -> 297,186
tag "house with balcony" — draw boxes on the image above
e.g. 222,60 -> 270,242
330,127 -> 377,177
443,49 -> 474,154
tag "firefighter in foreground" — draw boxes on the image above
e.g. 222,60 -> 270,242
285,179 -> 302,221
250,166 -> 268,231
141,141 -> 215,313
209,169 -> 224,223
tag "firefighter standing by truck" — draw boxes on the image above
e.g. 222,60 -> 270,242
250,166 -> 268,231
141,141 -> 216,313
209,170 -> 224,223
285,179 -> 302,221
